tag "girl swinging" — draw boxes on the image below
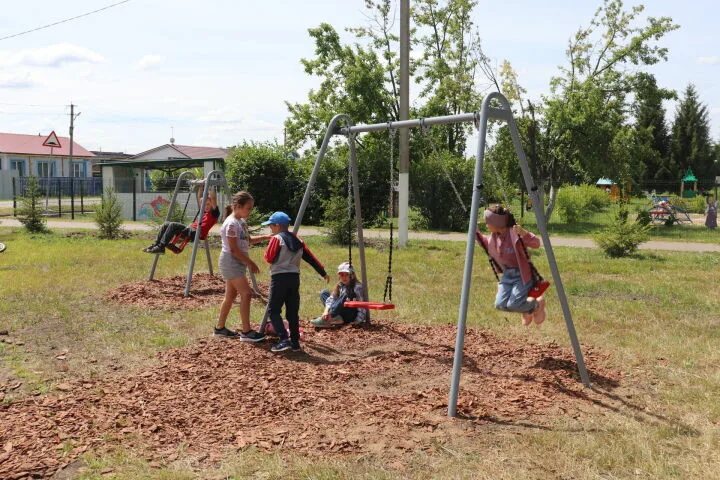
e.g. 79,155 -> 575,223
476,204 -> 547,326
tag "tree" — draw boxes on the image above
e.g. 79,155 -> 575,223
670,84 -> 715,188
18,176 -> 48,234
95,187 -> 124,239
486,0 -> 678,220
632,73 -> 676,191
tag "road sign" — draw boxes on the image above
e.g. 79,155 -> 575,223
42,130 -> 62,148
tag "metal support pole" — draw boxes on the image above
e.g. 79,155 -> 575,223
347,133 -> 371,320
185,171 -> 223,297
132,171 -> 137,221
447,105 -> 489,418
294,114 -> 351,232
12,177 -> 16,217
57,179 -> 62,217
501,93 -> 590,387
398,0 -> 410,248
70,178 -> 75,220
80,180 -> 84,215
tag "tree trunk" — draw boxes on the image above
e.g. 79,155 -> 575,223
545,183 -> 558,222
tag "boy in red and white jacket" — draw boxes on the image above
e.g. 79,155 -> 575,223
262,211 -> 329,352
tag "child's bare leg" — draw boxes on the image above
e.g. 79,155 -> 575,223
217,281 -> 238,329
234,277 -> 254,332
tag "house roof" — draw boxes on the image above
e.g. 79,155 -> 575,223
0,132 -> 95,157
596,178 -> 615,186
100,157 -> 224,169
132,143 -> 228,160
682,168 -> 698,182
90,151 -> 134,161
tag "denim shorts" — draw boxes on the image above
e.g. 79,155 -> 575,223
218,251 -> 247,280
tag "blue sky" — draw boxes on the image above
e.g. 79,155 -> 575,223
0,0 -> 717,154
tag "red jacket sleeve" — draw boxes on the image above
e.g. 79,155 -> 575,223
264,236 -> 281,264
301,243 -> 327,277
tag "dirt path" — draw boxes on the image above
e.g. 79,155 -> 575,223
2,218 -> 719,252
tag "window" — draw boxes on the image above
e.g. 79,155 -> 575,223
10,159 -> 26,177
72,162 -> 84,178
37,160 -> 56,177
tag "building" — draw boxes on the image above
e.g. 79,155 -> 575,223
89,151 -> 134,177
101,142 -> 229,220
0,131 -> 95,199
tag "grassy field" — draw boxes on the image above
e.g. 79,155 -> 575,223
1,226 -> 719,479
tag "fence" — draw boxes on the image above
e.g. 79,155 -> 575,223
12,177 -> 103,219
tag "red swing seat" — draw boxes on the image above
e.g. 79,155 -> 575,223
168,231 -> 208,254
343,301 -> 395,310
528,279 -> 550,299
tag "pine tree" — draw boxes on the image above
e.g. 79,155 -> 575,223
18,176 -> 48,233
670,84 -> 715,188
95,187 -> 124,239
632,73 -> 675,191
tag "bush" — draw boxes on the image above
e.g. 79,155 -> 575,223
95,187 -> 124,239
409,206 -> 429,231
594,205 -> 650,257
18,176 -> 48,234
322,195 -> 355,245
556,184 -> 612,223
635,208 -> 652,227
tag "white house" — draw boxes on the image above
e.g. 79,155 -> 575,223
0,132 -> 95,199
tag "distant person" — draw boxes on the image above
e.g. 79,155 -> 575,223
706,195 -> 717,229
144,185 -> 219,254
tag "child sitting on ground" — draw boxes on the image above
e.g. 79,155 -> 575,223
311,262 -> 368,328
476,204 -> 546,326
262,211 -> 329,352
144,185 -> 220,254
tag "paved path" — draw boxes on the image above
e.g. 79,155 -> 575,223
1,218 -> 718,253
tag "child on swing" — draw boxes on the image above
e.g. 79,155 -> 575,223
144,185 -> 219,254
477,204 -> 546,326
311,262 -> 368,328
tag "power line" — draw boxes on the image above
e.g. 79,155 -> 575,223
0,0 -> 133,42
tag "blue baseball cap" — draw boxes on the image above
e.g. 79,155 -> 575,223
261,211 -> 292,226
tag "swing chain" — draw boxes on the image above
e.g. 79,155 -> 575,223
383,125 -> 397,303
346,133 -> 355,269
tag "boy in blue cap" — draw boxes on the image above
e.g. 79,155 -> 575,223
262,211 -> 329,352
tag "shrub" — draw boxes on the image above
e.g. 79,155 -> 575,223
594,205 -> 650,257
322,195 -> 355,245
18,176 -> 48,234
95,187 -> 124,239
408,206 -> 429,231
635,208 -> 652,227
556,184 -> 612,223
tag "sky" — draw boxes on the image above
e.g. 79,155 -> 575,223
0,0 -> 718,155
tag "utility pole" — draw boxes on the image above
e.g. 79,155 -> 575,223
69,103 -> 81,219
398,0 -> 410,247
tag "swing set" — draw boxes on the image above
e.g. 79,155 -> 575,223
293,92 -> 590,418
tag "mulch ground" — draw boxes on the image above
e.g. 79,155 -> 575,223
105,273 -> 269,310
0,316 -> 621,479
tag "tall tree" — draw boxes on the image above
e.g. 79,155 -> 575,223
632,73 -> 676,191
670,84 -> 715,188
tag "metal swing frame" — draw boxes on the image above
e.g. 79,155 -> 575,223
148,170 -> 228,297
294,92 -> 591,418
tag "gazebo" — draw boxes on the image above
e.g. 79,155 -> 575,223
680,168 -> 698,198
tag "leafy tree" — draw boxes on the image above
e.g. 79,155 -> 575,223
95,187 -> 124,239
485,1 -> 678,220
224,141 -> 304,216
670,84 -> 715,188
632,73 -> 676,191
18,176 -> 48,234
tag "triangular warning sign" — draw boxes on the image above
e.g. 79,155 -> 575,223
42,130 -> 62,148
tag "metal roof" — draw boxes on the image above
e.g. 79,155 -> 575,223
99,157 -> 224,169
0,132 -> 95,157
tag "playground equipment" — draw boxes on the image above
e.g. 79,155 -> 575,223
295,92 -> 590,418
147,170 -> 262,298
647,194 -> 693,225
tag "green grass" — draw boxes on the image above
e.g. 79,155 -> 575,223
1,226 -> 719,478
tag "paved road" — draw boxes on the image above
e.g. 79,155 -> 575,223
1,218 -> 718,253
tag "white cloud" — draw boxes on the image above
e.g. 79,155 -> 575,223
135,54 -> 164,71
0,43 -> 104,68
0,72 -> 36,88
697,56 -> 720,65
